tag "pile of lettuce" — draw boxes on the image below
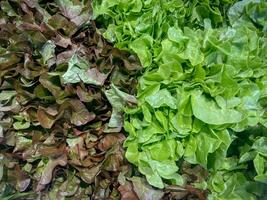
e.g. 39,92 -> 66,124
93,0 -> 267,199
0,0 -> 141,199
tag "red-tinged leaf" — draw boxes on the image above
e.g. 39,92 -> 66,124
0,0 -> 139,198
0,53 -> 21,70
14,165 -> 31,192
37,107 -> 57,129
56,0 -> 90,26
118,181 -> 139,200
53,33 -> 72,48
37,144 -> 66,157
77,164 -> 101,184
69,99 -> 96,126
86,68 -> 108,86
130,177 -> 164,200
36,154 -> 67,191
98,133 -> 125,151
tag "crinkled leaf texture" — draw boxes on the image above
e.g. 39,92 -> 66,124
93,0 -> 267,199
0,0 -> 140,199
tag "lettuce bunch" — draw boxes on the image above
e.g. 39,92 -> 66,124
93,0 -> 267,199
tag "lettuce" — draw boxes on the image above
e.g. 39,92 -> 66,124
93,0 -> 267,198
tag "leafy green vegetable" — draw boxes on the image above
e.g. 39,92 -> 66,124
40,40 -> 56,67
62,54 -> 108,86
105,84 -> 137,130
191,90 -> 243,125
93,0 -> 267,198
